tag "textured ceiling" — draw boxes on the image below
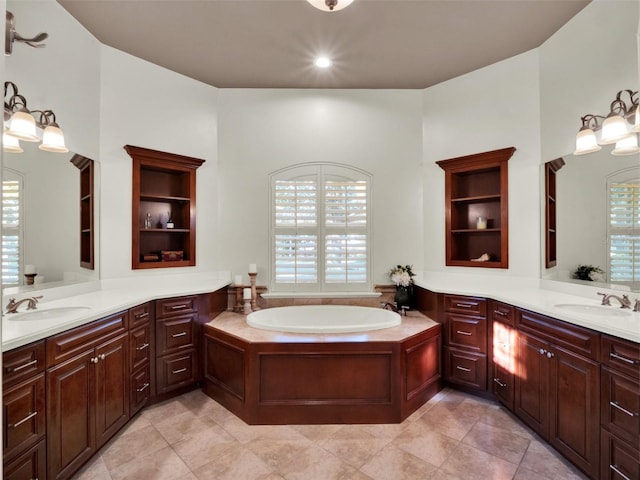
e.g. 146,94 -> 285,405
57,0 -> 591,89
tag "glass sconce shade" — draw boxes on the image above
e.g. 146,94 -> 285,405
3,131 -> 23,153
611,134 -> 640,156
573,127 -> 601,155
39,125 -> 68,153
632,105 -> 640,133
306,0 -> 354,11
600,113 -> 631,145
8,110 -> 39,141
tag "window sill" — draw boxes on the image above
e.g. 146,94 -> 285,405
261,291 -> 382,299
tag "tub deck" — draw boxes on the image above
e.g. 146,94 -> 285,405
203,310 -> 442,424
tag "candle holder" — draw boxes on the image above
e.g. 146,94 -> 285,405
234,286 -> 244,313
248,272 -> 259,311
24,273 -> 37,285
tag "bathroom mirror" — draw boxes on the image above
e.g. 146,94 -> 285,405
1,140 -> 99,294
546,150 -> 640,292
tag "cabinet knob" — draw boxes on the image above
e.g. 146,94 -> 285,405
6,359 -> 37,373
539,348 -> 546,355
610,464 -> 632,480
493,378 -> 507,388
456,365 -> 472,372
136,343 -> 149,351
610,352 -> 639,365
546,351 -> 554,359
610,401 -> 639,418
135,312 -> 149,319
171,332 -> 188,338
136,382 -> 150,393
493,310 -> 508,317
90,357 -> 99,364
8,410 -> 37,428
99,354 -> 106,361
456,330 -> 472,336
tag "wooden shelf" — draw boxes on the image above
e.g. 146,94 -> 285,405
126,145 -> 205,270
437,147 -> 515,268
71,155 -> 95,270
544,158 -> 565,269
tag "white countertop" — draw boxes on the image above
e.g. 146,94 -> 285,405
2,271 -> 639,352
415,272 -> 640,343
2,273 -> 230,352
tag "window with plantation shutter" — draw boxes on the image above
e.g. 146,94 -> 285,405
608,172 -> 640,288
271,164 -> 371,292
2,174 -> 23,286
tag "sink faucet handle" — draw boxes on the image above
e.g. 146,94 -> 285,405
597,292 -> 610,305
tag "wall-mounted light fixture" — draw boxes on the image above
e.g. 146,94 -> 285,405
574,89 -> 640,156
306,0 -> 354,12
3,81 -> 68,153
5,11 -> 48,56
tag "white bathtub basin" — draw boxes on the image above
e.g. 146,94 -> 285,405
554,303 -> 632,317
8,306 -> 92,321
247,305 -> 401,333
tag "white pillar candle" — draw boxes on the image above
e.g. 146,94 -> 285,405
249,263 -> 257,273
234,275 -> 243,285
476,217 -> 487,229
25,264 -> 36,274
243,288 -> 252,299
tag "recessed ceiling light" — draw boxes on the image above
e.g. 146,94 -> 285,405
314,57 -> 332,68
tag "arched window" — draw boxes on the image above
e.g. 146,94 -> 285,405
270,163 -> 371,292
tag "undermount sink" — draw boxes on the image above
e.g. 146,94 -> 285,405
553,303 -> 632,317
8,306 -> 92,321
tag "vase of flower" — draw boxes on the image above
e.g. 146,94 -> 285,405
388,264 -> 415,309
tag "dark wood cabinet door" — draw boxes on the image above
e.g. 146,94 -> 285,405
548,345 -> 600,478
515,331 -> 550,437
47,349 -> 96,480
491,319 -> 515,409
3,439 -> 46,480
95,333 -> 130,449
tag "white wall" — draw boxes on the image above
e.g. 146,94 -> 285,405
422,51 -> 542,278
98,47 -> 218,279
217,90 -> 424,285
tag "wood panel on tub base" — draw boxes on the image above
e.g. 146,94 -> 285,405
202,323 -> 442,425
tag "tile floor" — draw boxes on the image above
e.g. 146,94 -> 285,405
73,388 -> 588,480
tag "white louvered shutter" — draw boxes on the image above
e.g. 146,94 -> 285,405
2,179 -> 22,286
609,181 -> 640,285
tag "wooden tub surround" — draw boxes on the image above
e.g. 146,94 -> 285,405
203,311 -> 442,425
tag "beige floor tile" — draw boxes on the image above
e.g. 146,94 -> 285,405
461,421 -> 531,464
290,423 -> 344,441
117,411 -> 152,437
415,407 -> 477,441
219,414 -> 311,444
100,424 -> 168,471
171,427 -> 238,471
359,444 -> 437,480
247,438 -> 334,476
513,465 -> 555,480
393,422 -> 459,467
73,455 -> 112,480
154,409 -> 220,445
142,397 -> 193,425
479,404 -> 535,439
320,436 -> 391,469
440,443 -> 519,480
191,445 -> 274,480
519,439 -> 588,480
108,446 -> 191,480
179,390 -> 236,422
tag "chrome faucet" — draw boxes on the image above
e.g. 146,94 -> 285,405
597,292 -> 632,309
381,301 -> 408,316
5,296 -> 42,314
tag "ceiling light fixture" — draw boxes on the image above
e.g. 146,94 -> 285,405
574,89 -> 639,156
306,0 -> 354,12
314,57 -> 332,68
3,81 -> 68,153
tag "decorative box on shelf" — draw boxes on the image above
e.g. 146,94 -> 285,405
161,250 -> 184,262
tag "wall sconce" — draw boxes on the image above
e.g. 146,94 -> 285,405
5,11 -> 48,56
574,89 -> 640,156
306,0 -> 354,12
3,81 -> 68,153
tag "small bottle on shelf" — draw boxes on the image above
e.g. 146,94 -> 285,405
166,211 -> 174,229
144,212 -> 152,229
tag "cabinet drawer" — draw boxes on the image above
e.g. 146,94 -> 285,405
46,311 -> 129,367
156,296 -> 198,319
489,300 -> 515,326
130,324 -> 151,372
601,428 -> 640,480
130,364 -> 151,415
602,367 -> 640,447
444,347 -> 487,390
156,314 -> 197,355
492,363 -> 514,409
3,438 -> 46,480
3,340 -> 45,388
516,308 -> 599,359
443,295 -> 486,316
3,373 -> 45,463
130,302 -> 153,329
447,313 -> 486,353
601,334 -> 640,379
156,349 -> 199,395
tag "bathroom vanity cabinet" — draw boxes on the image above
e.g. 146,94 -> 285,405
129,302 -> 155,414
489,300 -> 516,410
442,294 -> 488,391
126,145 -> 205,270
2,340 -> 46,480
46,311 -> 130,480
437,147 -> 514,268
